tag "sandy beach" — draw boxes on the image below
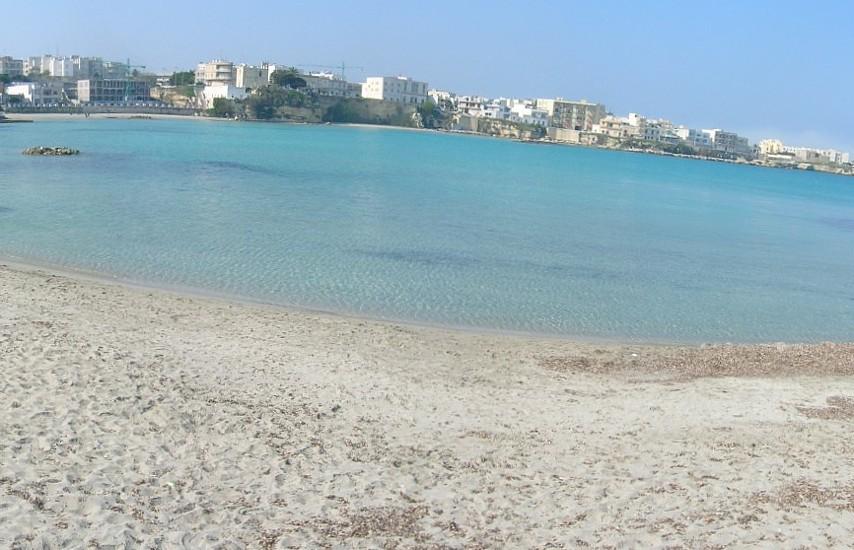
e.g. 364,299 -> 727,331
2,262 -> 854,548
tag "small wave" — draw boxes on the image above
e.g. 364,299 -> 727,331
196,160 -> 282,177
818,217 -> 854,232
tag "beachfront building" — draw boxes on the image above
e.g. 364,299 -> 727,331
4,81 -> 65,105
703,129 -> 752,156
456,95 -> 486,115
235,64 -> 268,89
0,56 -> 24,77
77,79 -> 151,104
508,100 -> 549,127
201,83 -> 248,109
303,72 -> 362,98
480,100 -> 512,120
757,139 -> 784,156
195,60 -> 235,86
537,98 -> 606,131
817,149 -> 850,165
593,115 -> 639,139
673,127 -> 712,149
779,145 -> 850,165
361,76 -> 428,104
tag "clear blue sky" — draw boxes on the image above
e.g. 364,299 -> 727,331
4,0 -> 853,151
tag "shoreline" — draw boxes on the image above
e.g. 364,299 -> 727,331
7,111 -> 851,178
3,256 -> 854,364
2,257 -> 854,546
0,254 -> 839,348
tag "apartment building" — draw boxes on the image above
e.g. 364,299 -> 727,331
4,81 -> 65,104
536,98 -> 606,131
303,73 -> 361,98
703,129 -> 752,156
361,76 -> 428,104
195,60 -> 235,86
594,115 -> 638,139
77,79 -> 150,104
0,56 -> 24,77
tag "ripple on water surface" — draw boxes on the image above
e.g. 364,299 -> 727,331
1,119 -> 854,342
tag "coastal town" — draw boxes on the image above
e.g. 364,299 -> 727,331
1,52 -> 851,176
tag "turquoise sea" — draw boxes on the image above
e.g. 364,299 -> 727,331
1,118 -> 853,342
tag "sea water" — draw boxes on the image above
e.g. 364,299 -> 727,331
1,118 -> 853,342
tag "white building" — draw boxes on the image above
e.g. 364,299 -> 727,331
201,83 -> 247,109
47,56 -> 75,78
674,127 -> 712,149
428,89 -> 453,104
819,149 -> 850,165
361,76 -> 428,104
509,101 -> 549,127
456,95 -> 486,115
5,81 -> 65,104
196,60 -> 235,86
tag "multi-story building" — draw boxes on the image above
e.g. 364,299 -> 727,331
77,79 -> 151,104
302,72 -> 361,98
757,139 -> 784,156
456,95 -> 486,115
508,100 -> 549,127
201,83 -> 247,109
101,60 -> 130,79
46,56 -> 75,78
4,81 -> 65,104
0,56 -> 24,77
703,129 -> 752,156
779,145 -> 850,165
674,127 -> 712,149
819,149 -> 850,165
536,98 -> 606,131
594,115 -> 638,139
195,60 -> 235,86
72,56 -> 105,80
235,64 -> 268,89
361,76 -> 428,104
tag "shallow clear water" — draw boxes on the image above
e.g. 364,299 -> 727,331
1,118 -> 853,342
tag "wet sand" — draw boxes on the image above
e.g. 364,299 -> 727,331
1,263 -> 853,547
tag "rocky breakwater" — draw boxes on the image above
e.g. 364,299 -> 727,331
22,146 -> 80,156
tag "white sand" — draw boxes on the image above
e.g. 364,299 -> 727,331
1,263 -> 853,548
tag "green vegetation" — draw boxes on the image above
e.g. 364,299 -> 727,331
169,71 -> 196,86
269,68 -> 307,90
244,85 -> 310,119
0,74 -> 10,84
175,85 -> 195,98
209,98 -> 238,118
416,99 -> 442,128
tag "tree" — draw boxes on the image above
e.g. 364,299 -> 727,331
416,99 -> 437,128
210,97 -> 237,118
270,68 -> 307,90
0,74 -> 10,85
244,85 -> 309,119
168,71 -> 196,86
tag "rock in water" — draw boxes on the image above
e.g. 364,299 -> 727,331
22,146 -> 80,156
